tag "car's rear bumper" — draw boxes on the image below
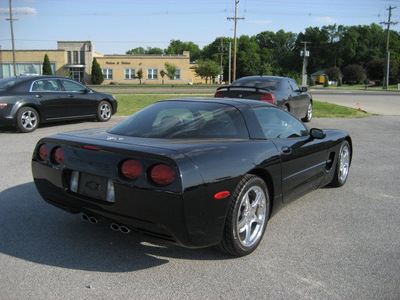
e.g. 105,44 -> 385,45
32,160 -> 223,248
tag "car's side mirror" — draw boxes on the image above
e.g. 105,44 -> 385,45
301,87 -> 308,93
83,88 -> 90,94
310,128 -> 325,139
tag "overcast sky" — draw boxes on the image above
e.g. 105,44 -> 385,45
1,0 -> 399,54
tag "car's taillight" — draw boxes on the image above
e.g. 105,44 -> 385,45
52,146 -> 65,164
260,93 -> 275,104
214,91 -> 223,98
150,164 -> 175,186
38,144 -> 49,161
121,159 -> 143,179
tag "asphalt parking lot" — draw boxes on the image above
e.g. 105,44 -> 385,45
1,113 -> 399,299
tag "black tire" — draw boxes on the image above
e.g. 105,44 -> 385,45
16,107 -> 40,133
302,101 -> 313,122
330,140 -> 351,187
216,174 -> 270,257
97,101 -> 112,122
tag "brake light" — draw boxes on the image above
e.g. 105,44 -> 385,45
150,164 -> 175,186
214,91 -> 223,98
38,144 -> 49,161
83,145 -> 101,151
121,159 -> 143,179
260,93 -> 275,104
214,191 -> 230,199
52,146 -> 65,164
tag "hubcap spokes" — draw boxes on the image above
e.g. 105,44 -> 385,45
237,186 -> 267,247
339,146 -> 350,182
101,104 -> 111,119
22,111 -> 37,129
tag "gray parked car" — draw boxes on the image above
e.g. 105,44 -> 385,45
0,76 -> 117,132
215,75 -> 313,122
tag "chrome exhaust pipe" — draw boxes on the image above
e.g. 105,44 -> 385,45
81,214 -> 100,224
110,223 -> 131,234
119,226 -> 131,234
110,223 -> 120,231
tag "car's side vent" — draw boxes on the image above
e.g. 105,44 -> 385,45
325,152 -> 336,171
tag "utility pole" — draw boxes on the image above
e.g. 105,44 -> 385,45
301,42 -> 310,86
380,6 -> 398,89
228,41 -> 232,84
7,0 -> 18,77
218,38 -> 226,84
227,0 -> 244,82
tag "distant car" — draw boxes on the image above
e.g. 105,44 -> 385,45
215,75 -> 313,122
0,76 -> 117,132
32,98 -> 352,257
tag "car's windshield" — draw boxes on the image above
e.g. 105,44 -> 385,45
0,77 -> 27,90
231,77 -> 280,90
108,100 -> 249,139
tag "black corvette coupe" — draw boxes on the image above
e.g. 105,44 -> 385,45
0,76 -> 117,132
215,75 -> 313,122
32,98 -> 352,256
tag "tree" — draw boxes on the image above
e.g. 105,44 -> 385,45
126,47 -> 146,55
164,62 -> 178,80
166,39 -> 201,61
91,58 -> 104,85
342,64 -> 367,84
194,60 -> 221,84
42,54 -> 52,75
137,68 -> 143,84
325,67 -> 342,81
160,69 -> 166,84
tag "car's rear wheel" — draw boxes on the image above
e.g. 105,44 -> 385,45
216,174 -> 270,256
302,101 -> 313,122
97,101 -> 112,122
16,107 -> 39,133
330,140 -> 351,187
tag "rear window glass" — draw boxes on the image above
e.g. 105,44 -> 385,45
0,77 -> 27,90
108,101 -> 249,139
231,77 -> 280,90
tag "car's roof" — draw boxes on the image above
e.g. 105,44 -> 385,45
161,97 -> 277,109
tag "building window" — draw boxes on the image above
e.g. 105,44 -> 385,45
0,63 -> 56,78
148,68 -> 158,80
125,68 -> 136,79
175,69 -> 181,80
102,68 -> 113,80
73,51 -> 79,64
67,51 -> 72,64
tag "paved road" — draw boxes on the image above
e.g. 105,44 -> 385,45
1,113 -> 399,299
309,89 -> 400,116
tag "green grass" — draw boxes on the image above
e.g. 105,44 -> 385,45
115,94 -> 371,118
115,94 -> 213,115
313,101 -> 371,118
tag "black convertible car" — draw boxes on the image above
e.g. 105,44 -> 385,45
32,98 -> 352,256
215,75 -> 313,122
0,76 -> 117,132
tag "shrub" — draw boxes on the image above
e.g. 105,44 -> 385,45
91,58 -> 104,85
42,54 -> 52,75
342,64 -> 367,84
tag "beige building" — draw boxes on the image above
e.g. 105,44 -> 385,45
0,41 -> 204,84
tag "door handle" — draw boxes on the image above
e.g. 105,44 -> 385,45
35,94 -> 43,98
67,94 -> 74,98
282,146 -> 292,155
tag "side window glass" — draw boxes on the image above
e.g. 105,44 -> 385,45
289,80 -> 300,92
61,80 -> 86,93
32,80 -> 61,92
253,107 -> 309,139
